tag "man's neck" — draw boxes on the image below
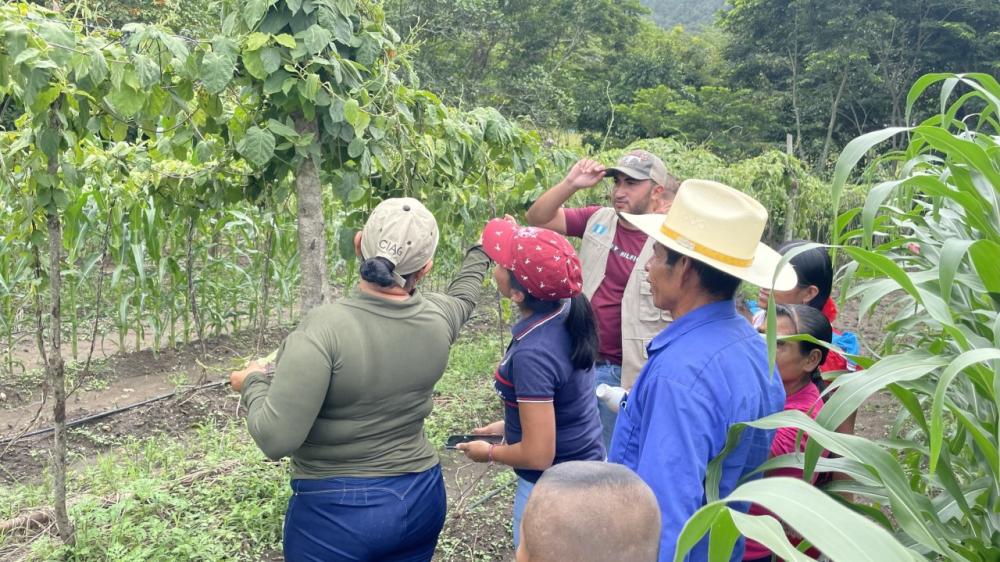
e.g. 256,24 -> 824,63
618,218 -> 639,231
669,291 -> 723,320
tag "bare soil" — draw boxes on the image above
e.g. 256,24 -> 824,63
0,291 -> 892,561
0,312 -> 515,561
831,294 -> 896,441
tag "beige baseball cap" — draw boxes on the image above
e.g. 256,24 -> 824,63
361,198 -> 439,287
605,149 -> 669,187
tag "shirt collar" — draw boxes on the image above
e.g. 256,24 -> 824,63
511,300 -> 569,341
648,299 -> 739,352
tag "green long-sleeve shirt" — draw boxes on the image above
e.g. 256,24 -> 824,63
241,247 -> 490,479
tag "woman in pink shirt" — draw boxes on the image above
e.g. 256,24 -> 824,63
744,303 -> 832,562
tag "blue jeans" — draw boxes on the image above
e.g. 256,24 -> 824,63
512,476 -> 535,549
595,362 -> 623,453
283,464 -> 446,562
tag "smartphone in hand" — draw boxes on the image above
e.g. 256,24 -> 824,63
445,434 -> 504,450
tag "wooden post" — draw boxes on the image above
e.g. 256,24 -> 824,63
783,133 -> 800,242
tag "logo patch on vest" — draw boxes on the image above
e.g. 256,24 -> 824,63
591,224 -> 608,235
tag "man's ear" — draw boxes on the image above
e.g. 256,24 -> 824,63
651,184 -> 669,213
354,231 -> 363,258
677,255 -> 697,285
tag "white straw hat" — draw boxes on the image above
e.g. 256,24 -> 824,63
621,179 -> 797,290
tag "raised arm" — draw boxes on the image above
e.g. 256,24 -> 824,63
427,245 -> 492,343
525,159 -> 607,234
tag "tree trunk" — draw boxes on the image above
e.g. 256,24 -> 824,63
46,212 -> 72,545
43,101 -> 74,545
256,215 -> 275,350
816,66 -> 850,175
294,117 -> 329,315
789,56 -> 804,161
186,216 -> 206,355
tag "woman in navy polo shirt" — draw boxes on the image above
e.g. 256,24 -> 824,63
457,217 -> 605,547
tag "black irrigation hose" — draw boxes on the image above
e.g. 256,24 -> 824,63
0,379 -> 230,446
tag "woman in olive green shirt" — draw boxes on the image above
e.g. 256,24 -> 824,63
230,198 -> 489,562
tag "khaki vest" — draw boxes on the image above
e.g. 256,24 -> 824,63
579,208 -> 672,389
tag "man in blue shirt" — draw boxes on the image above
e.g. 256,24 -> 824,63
609,179 -> 798,562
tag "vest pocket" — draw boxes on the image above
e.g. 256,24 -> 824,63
638,281 -> 662,322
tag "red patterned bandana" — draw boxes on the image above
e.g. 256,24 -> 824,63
483,219 -> 583,300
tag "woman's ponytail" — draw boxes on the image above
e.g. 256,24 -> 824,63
359,257 -> 397,288
567,294 -> 598,370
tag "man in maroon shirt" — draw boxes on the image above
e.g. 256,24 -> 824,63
525,150 -> 677,448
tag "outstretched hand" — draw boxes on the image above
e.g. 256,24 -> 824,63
229,359 -> 270,391
563,159 -> 607,191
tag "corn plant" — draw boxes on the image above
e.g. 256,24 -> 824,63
674,72 -> 1000,561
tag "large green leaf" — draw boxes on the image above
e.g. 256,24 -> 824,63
913,125 -> 1000,189
831,127 -> 909,228
750,411 -> 948,555
969,240 -> 1000,293
673,504 -> 727,562
860,179 -> 902,247
841,247 -> 922,305
105,85 -> 145,117
133,54 -> 160,89
819,352 -> 948,429
728,511 -> 814,562
680,478 -> 920,562
244,0 -> 275,27
201,51 -> 234,95
938,238 -> 976,302
300,24 -> 333,55
236,126 -> 276,167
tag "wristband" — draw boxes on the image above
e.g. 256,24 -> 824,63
487,443 -> 496,465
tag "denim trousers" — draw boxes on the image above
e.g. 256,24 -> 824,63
594,362 -> 623,453
511,476 -> 535,549
283,464 -> 446,562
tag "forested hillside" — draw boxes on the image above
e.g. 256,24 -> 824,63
639,0 -> 726,29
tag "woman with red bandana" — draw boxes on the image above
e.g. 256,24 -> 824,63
457,218 -> 605,548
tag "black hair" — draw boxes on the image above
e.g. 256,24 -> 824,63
663,246 -> 741,300
359,257 -> 419,291
508,272 -> 598,370
774,303 -> 833,391
779,240 -> 833,310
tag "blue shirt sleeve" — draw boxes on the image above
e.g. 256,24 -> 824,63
630,373 -> 723,560
510,350 -> 559,402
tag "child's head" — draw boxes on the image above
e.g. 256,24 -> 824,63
517,461 -> 660,562
757,241 -> 833,311
765,303 -> 833,391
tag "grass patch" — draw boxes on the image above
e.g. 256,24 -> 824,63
2,330 -> 510,561
4,421 -> 287,561
427,333 -> 505,447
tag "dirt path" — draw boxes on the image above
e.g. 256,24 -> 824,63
0,320 -> 516,561
0,292 -> 892,561
0,326 -> 290,484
